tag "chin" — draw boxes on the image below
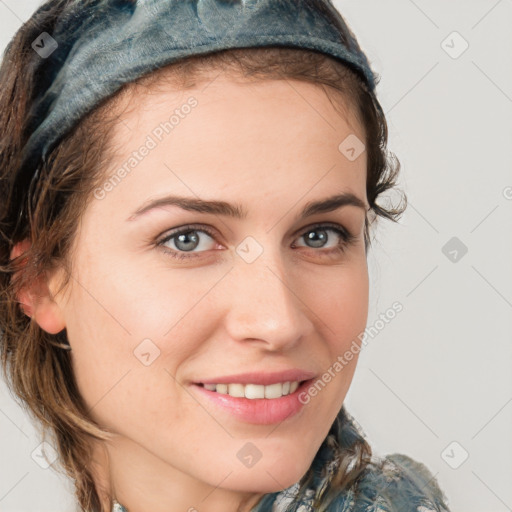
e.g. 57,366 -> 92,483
219,455 -> 311,494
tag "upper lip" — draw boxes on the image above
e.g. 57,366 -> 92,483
194,369 -> 317,386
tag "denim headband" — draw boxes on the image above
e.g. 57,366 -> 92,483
15,0 -> 377,225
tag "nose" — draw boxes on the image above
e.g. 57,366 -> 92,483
223,247 -> 315,352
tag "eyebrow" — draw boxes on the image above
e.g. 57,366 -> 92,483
126,192 -> 368,222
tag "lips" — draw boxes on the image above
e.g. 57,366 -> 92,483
194,368 -> 317,386
191,378 -> 315,424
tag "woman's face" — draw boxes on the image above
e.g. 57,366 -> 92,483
45,74 -> 369,509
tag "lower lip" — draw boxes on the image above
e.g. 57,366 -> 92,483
190,379 -> 314,425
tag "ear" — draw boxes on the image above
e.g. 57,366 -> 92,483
10,239 -> 66,335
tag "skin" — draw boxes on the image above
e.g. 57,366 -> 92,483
12,73 -> 370,512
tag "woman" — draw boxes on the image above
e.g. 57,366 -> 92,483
0,1 -> 451,511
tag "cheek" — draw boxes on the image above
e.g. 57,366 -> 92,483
64,260 -> 218,424
338,266 -> 369,344
306,257 -> 369,348
326,270 -> 368,380
292,260 -> 368,442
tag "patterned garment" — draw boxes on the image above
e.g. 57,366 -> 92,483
111,444 -> 451,512
265,451 -> 451,512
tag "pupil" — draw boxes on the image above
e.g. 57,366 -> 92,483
306,229 -> 327,248
176,231 -> 199,251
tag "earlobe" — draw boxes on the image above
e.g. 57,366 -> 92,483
29,287 -> 67,335
10,239 -> 67,335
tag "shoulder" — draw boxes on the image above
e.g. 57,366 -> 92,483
345,452 -> 452,512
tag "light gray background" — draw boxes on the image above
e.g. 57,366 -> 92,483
0,1 -> 511,511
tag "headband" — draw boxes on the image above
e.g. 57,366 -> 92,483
14,0 -> 378,228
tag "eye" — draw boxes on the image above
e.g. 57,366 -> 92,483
293,223 -> 357,256
157,224 -> 217,260
156,222 -> 357,261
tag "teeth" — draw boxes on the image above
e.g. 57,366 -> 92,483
202,380 -> 302,399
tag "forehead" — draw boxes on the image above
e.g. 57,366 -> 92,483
111,70 -> 365,142
88,74 -> 367,222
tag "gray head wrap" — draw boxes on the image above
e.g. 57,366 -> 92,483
14,0 -> 378,228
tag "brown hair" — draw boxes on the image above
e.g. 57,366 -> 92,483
0,2 -> 406,511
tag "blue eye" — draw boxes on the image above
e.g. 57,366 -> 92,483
157,222 -> 357,261
157,224 -> 217,260
293,223 -> 355,252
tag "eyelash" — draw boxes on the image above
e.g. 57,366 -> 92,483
156,222 -> 358,261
